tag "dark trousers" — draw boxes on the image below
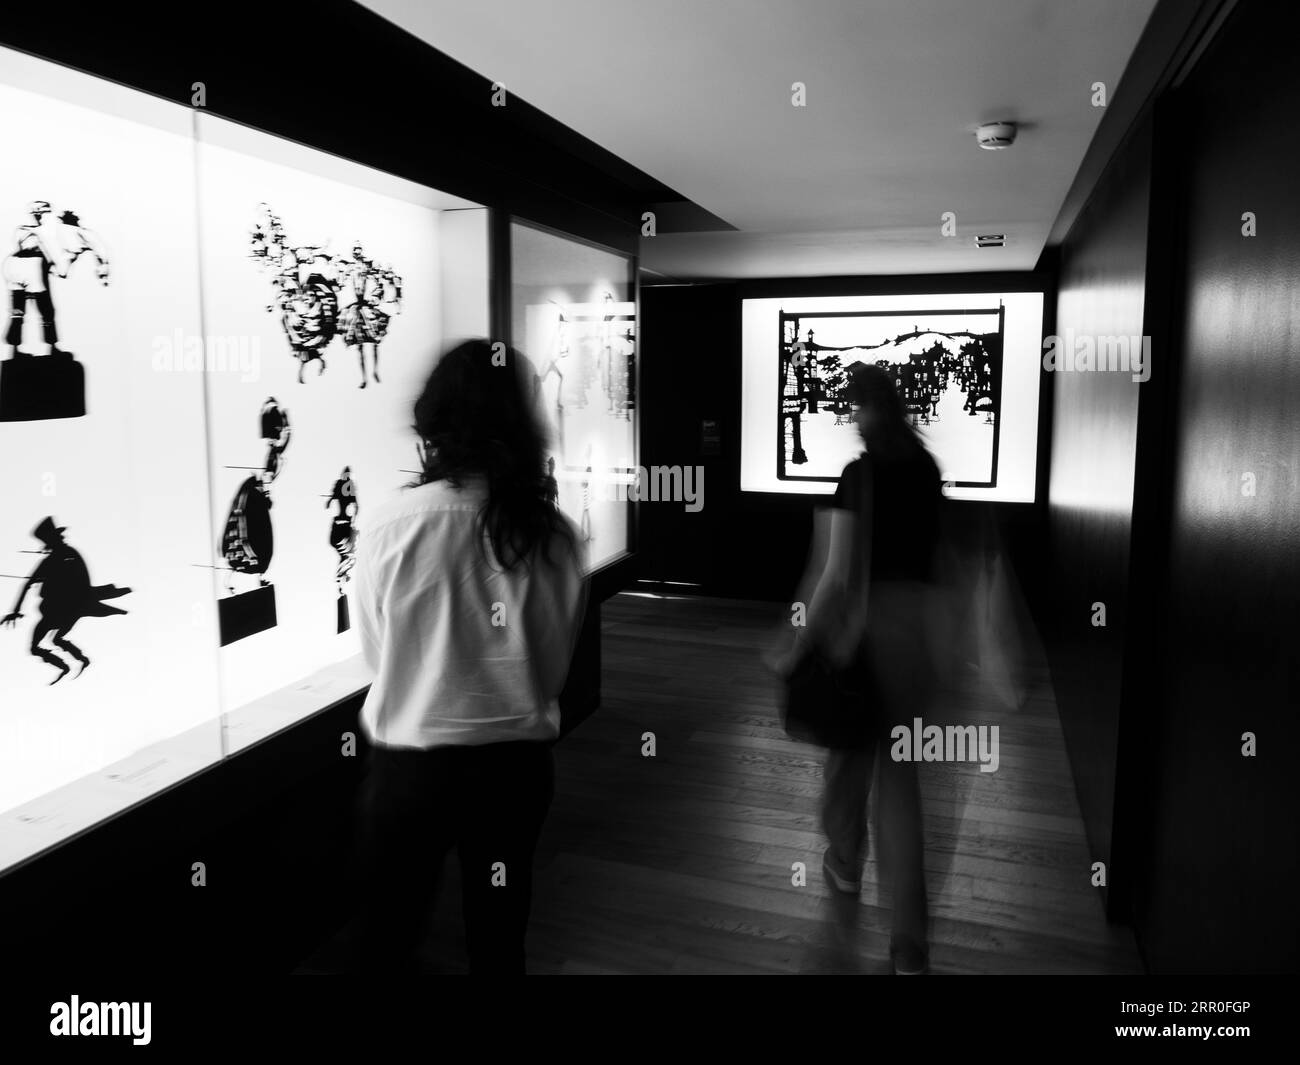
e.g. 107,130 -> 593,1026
822,580 -> 933,948
822,742 -> 927,947
350,739 -> 554,974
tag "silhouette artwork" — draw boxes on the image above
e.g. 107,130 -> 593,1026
598,291 -> 635,421
532,299 -> 570,452
217,397 -> 290,644
0,201 -> 111,421
543,456 -> 559,509
2,517 -> 131,684
325,466 -> 358,633
250,205 -> 403,386
338,243 -> 402,389
777,306 -> 1006,487
579,443 -> 594,544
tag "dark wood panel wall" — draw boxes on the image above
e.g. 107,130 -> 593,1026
1126,0 -> 1298,973
1044,0 -> 1297,971
1044,116 -> 1153,919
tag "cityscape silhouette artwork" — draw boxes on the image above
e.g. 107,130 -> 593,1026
777,306 -> 1006,487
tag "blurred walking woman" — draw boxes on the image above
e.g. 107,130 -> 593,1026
350,339 -> 587,974
811,363 -> 943,976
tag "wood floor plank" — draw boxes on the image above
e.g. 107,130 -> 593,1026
530,594 -> 1139,973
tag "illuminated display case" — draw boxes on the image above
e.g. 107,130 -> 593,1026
510,221 -> 637,574
0,45 -> 490,873
194,114 -> 488,722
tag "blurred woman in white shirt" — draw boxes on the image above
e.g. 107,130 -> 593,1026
350,338 -> 587,974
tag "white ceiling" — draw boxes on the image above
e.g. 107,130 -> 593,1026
362,0 -> 1157,278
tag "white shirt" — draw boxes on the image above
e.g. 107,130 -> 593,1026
353,477 -> 587,749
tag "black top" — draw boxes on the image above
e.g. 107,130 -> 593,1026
832,447 -> 943,584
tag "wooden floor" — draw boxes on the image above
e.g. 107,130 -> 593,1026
302,592 -> 1141,975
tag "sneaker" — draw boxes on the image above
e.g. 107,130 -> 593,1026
890,937 -> 929,975
822,848 -> 862,894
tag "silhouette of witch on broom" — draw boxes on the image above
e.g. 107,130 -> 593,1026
2,516 -> 131,684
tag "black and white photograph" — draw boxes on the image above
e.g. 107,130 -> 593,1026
0,0 -> 1294,1049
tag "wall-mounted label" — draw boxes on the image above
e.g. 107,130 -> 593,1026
702,419 -> 721,455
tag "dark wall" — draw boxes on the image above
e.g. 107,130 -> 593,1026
639,283 -> 810,599
0,0 -> 668,253
638,275 -> 1055,606
1132,0 -> 1299,973
0,695 -> 369,973
1042,0 -> 1299,971
1043,116 -> 1153,914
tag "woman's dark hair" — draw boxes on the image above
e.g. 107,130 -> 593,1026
409,338 -> 576,571
844,363 -> 927,459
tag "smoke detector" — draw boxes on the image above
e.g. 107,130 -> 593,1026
975,121 -> 1018,149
